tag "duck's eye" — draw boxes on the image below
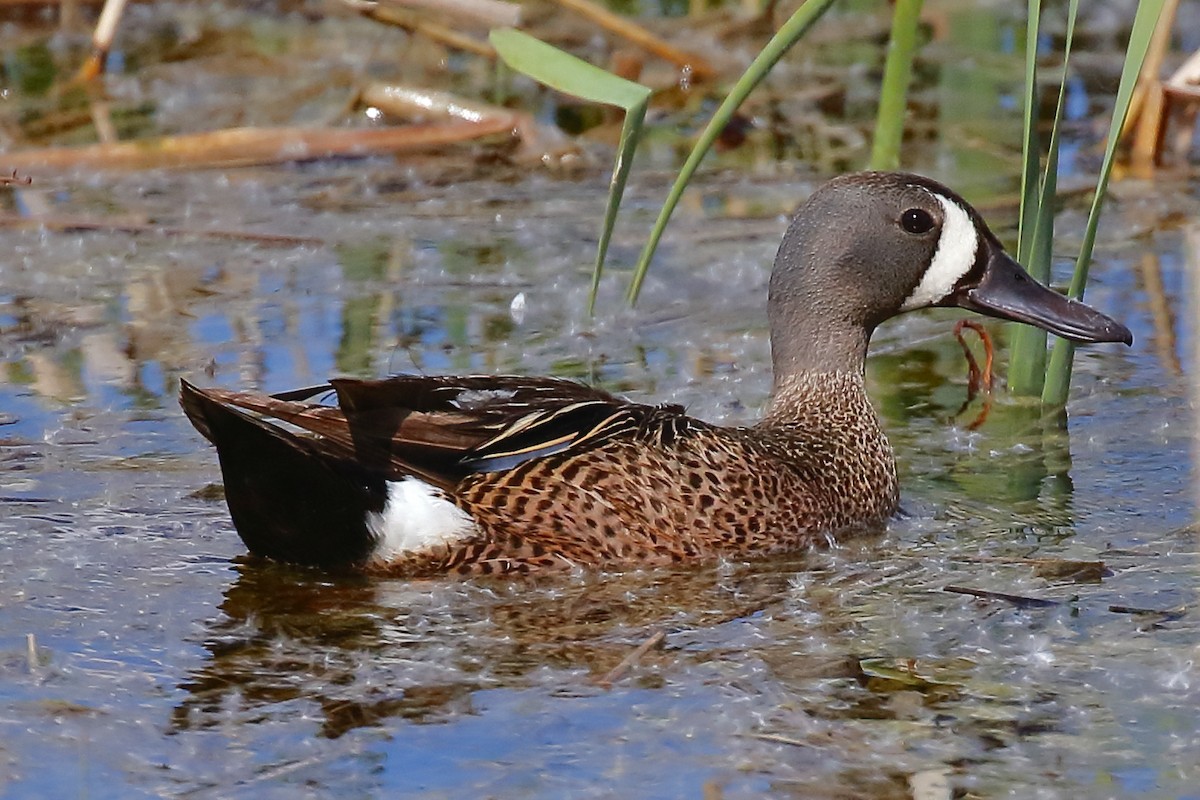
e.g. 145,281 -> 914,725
900,208 -> 935,235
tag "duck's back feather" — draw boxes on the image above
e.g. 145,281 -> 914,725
182,375 -> 687,483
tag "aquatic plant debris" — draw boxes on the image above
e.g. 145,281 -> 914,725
0,170 -> 32,186
951,319 -> 995,430
593,629 -> 667,689
3,120 -> 517,171
942,585 -> 1061,608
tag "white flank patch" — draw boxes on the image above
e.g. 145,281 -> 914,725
899,191 -> 979,311
366,477 -> 478,561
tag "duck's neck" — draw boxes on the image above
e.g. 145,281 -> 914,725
762,369 -> 874,428
760,275 -> 897,520
759,369 -> 899,523
766,271 -> 872,379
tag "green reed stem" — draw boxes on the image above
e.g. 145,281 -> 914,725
869,0 -> 924,171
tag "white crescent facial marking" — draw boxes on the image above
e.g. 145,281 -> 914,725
366,477 -> 478,561
899,191 -> 980,311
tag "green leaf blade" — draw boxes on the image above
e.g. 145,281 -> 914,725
626,0 -> 839,305
1041,0 -> 1165,407
489,29 -> 651,111
1008,0 -> 1078,397
869,0 -> 925,171
489,28 -> 653,313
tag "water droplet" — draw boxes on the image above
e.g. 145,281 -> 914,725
510,292 -> 526,325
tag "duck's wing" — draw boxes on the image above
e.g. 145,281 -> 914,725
180,374 -> 682,491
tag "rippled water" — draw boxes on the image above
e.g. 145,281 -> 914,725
3,3 -> 1200,798
1,164 -> 1197,799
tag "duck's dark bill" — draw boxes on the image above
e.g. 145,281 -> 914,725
946,247 -> 1133,345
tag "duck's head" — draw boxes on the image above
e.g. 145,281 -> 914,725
767,171 -> 1132,377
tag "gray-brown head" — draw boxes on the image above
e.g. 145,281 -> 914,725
767,171 -> 1132,382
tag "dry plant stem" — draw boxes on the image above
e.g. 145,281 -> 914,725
960,555 -> 1103,567
1136,251 -> 1183,376
359,83 -> 572,163
751,733 -> 811,748
1166,47 -> 1200,92
377,0 -> 520,28
1126,0 -> 1179,168
89,98 -> 118,144
15,106 -> 95,140
594,629 -> 666,689
1163,48 -> 1200,161
60,0 -> 79,29
552,0 -> 717,81
0,213 -> 324,245
361,5 -> 496,58
360,84 -> 506,124
74,0 -> 129,82
959,556 -> 1107,581
2,118 -> 516,171
0,170 -> 32,186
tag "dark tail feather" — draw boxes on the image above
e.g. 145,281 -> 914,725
180,380 -> 385,568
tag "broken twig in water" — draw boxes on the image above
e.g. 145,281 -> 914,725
943,585 -> 1061,608
959,556 -> 1109,583
354,3 -> 496,58
1109,603 -> 1187,621
594,629 -> 666,689
750,732 -> 812,748
0,170 -> 32,186
359,83 -> 575,164
2,118 -> 516,171
552,0 -> 717,81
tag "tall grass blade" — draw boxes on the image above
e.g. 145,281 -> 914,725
489,29 -> 652,312
626,0 -> 839,304
1007,0 -> 1047,395
1015,0 -> 1042,269
1008,0 -> 1078,395
869,0 -> 924,171
1041,0 -> 1165,407
592,106 -> 647,311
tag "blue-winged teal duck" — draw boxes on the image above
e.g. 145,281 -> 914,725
181,172 -> 1132,575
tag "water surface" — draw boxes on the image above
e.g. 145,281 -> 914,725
2,3 -> 1199,798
